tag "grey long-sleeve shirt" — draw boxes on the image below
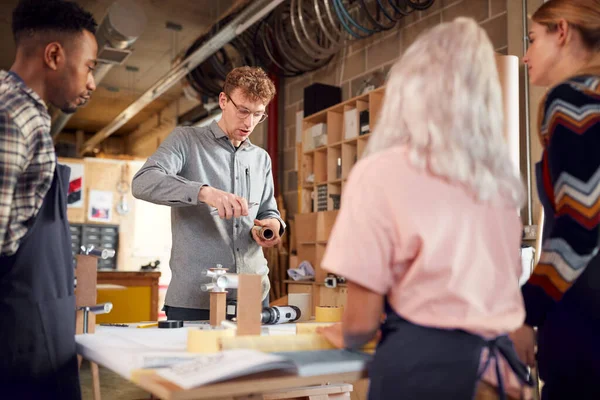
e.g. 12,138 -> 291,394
132,121 -> 285,310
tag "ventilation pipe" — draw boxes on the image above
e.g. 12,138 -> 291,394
79,0 -> 285,156
50,0 -> 147,138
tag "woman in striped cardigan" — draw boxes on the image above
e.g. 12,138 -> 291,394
514,0 -> 600,397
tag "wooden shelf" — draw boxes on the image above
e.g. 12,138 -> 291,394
303,86 -> 385,124
296,86 -> 384,284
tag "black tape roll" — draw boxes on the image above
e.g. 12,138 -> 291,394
158,320 -> 184,329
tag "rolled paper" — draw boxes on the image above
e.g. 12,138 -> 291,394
252,225 -> 275,240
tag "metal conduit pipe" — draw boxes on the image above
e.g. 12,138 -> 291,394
50,0 -> 147,138
80,0 -> 285,156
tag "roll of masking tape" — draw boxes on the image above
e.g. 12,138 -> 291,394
187,327 -> 234,353
315,306 -> 343,322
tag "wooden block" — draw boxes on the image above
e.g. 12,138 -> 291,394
295,322 -> 335,334
75,254 -> 98,308
209,292 -> 227,327
187,328 -> 234,353
76,311 -> 96,335
236,274 -> 262,336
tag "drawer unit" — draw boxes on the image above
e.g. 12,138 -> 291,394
69,223 -> 119,270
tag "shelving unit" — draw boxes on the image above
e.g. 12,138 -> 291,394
299,86 -> 384,215
294,86 -> 385,287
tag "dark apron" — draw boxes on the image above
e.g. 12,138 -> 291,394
533,161 -> 600,398
0,164 -> 81,399
367,302 -> 531,400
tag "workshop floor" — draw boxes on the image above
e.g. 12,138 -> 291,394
79,362 -> 150,400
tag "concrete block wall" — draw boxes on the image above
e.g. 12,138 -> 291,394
280,0 -> 513,218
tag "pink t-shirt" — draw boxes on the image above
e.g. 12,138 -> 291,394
322,146 -> 526,395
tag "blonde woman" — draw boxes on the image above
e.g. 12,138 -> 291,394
318,18 -> 532,399
511,0 -> 600,397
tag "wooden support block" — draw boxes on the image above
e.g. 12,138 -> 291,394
221,333 -> 337,352
74,254 -> 101,400
296,322 -> 335,334
210,292 -> 227,327
75,254 -> 98,308
236,274 -> 263,336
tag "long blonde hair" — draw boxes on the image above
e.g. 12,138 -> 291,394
364,17 -> 525,207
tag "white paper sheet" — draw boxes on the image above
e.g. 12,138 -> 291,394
155,349 -> 296,389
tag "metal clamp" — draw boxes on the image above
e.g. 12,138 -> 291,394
78,302 -> 113,334
324,275 -> 346,289
324,275 -> 337,288
80,245 -> 116,260
200,264 -> 239,292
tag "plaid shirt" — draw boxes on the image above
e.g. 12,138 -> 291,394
0,70 -> 55,256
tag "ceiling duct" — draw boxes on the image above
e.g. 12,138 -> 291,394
79,0 -> 284,156
50,0 -> 147,138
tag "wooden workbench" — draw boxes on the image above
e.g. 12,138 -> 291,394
76,325 -> 369,400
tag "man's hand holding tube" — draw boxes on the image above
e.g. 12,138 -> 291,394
252,218 -> 281,248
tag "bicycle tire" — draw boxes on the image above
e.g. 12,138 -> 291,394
296,0 -> 343,58
255,18 -> 302,77
274,6 -> 322,71
319,0 -> 353,42
389,0 -> 414,16
314,0 -> 344,44
406,0 -> 435,11
376,0 -> 402,22
291,0 -> 337,60
336,0 -> 379,35
358,0 -> 396,31
332,0 -> 371,39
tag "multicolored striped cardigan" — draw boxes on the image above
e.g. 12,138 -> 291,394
522,73 -> 600,327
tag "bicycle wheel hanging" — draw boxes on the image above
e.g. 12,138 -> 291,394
181,0 -> 438,98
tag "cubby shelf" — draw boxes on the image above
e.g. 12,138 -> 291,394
295,86 -> 384,283
299,86 -> 383,215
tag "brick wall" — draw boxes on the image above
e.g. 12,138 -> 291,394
280,0 -> 512,218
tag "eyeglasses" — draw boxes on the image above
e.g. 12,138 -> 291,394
226,94 -> 268,124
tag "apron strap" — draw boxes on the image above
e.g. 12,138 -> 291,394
477,335 -> 534,400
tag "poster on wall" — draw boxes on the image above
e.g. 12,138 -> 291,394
64,162 -> 84,208
88,190 -> 113,223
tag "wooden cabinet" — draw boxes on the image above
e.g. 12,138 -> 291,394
96,271 -> 160,323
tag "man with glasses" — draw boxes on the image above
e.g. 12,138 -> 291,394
132,66 -> 285,321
